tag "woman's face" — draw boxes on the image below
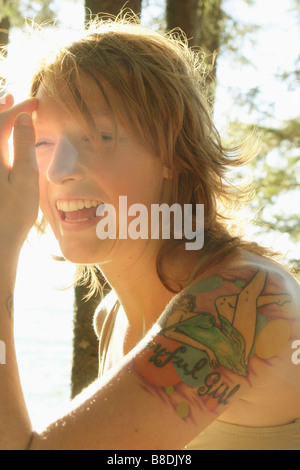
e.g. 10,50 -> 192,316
179,297 -> 193,312
34,82 -> 165,264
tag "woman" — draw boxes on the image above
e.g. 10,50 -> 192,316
0,17 -> 299,450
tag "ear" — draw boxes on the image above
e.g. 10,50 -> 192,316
163,166 -> 174,179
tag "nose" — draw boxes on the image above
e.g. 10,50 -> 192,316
46,136 -> 83,184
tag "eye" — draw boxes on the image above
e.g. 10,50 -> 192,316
100,133 -> 113,142
35,140 -> 56,150
36,141 -> 49,148
81,134 -> 113,144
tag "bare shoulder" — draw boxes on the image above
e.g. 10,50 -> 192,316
167,249 -> 299,322
143,249 -> 300,407
93,289 -> 119,338
177,249 -> 300,343
218,250 -> 300,316
30,252 -> 300,449
192,249 -> 300,308
132,251 -> 299,428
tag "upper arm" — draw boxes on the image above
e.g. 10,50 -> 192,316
30,264 -> 300,450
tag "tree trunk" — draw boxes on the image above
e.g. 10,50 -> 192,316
71,281 -> 102,399
166,0 -> 224,104
85,0 -> 142,21
166,0 -> 200,48
197,0 -> 223,94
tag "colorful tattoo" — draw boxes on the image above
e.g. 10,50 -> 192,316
135,269 -> 292,419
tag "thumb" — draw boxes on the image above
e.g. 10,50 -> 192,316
12,112 -> 38,179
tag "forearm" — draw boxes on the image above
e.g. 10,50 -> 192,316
0,251 -> 33,449
0,97 -> 45,449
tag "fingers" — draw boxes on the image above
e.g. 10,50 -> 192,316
3,97 -> 38,127
0,95 -> 15,166
0,93 -> 14,111
0,112 -> 40,245
0,97 -> 38,142
12,113 -> 38,180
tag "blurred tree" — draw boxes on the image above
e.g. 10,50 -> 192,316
0,0 -> 55,89
165,0 -> 259,105
0,0 -> 10,52
166,0 -> 201,47
0,15 -> 10,54
231,117 -> 300,275
71,271 -> 110,399
222,0 -> 300,275
166,0 -> 225,104
71,283 -> 100,399
85,0 -> 142,22
0,0 -> 55,40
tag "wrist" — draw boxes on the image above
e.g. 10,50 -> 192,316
0,243 -> 22,279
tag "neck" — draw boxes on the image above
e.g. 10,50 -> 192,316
97,240 -> 194,340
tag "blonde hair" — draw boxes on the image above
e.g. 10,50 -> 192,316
30,15 -> 275,295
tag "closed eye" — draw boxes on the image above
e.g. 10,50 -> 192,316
82,134 -> 113,144
36,141 -> 52,148
100,134 -> 113,141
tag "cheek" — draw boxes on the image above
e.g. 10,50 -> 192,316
119,162 -> 165,205
38,175 -> 52,220
36,154 -> 51,176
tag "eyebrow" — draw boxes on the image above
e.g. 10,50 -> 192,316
32,103 -> 115,130
33,117 -> 47,127
35,107 -> 112,119
88,107 -> 113,119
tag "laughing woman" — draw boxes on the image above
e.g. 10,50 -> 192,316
0,17 -> 299,450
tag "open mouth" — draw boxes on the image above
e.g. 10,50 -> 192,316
56,200 -> 103,223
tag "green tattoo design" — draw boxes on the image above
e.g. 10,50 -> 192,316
135,269 -> 292,419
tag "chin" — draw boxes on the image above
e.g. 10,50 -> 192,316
63,253 -> 96,264
58,239 -> 113,265
60,248 -> 100,264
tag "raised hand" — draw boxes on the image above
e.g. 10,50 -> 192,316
0,94 -> 39,252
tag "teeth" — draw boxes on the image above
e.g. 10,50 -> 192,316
64,218 -> 90,223
57,200 -> 102,212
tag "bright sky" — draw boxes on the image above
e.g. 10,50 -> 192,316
3,0 -> 299,429
216,0 -> 300,126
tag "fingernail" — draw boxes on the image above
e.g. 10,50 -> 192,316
15,113 -> 32,127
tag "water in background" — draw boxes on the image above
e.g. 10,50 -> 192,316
14,230 -> 76,431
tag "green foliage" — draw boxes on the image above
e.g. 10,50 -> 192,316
217,0 -> 300,273
227,115 -> 300,273
198,0 -> 224,53
0,0 -> 55,27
